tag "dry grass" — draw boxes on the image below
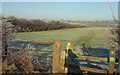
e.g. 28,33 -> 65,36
14,49 -> 33,72
2,48 -> 33,73
2,61 -> 16,71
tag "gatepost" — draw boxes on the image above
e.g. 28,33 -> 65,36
109,46 -> 115,74
52,42 -> 61,73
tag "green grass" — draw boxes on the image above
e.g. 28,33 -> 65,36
74,31 -> 94,46
16,27 -> 112,50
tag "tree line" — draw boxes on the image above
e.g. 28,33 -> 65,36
3,16 -> 86,32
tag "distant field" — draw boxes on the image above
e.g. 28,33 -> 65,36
68,21 -> 115,27
16,27 -> 112,50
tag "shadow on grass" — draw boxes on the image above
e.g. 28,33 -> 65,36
65,49 -> 83,75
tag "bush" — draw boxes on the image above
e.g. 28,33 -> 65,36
5,16 -> 85,32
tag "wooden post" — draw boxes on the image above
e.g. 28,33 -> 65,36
59,51 -> 66,73
52,42 -> 61,73
108,46 -> 115,74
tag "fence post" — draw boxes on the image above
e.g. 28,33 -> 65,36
52,42 -> 61,73
108,46 -> 115,74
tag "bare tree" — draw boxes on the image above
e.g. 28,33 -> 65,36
108,2 -> 120,47
1,17 -> 33,73
1,17 -> 15,61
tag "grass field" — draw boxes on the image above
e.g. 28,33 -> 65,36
16,26 -> 112,50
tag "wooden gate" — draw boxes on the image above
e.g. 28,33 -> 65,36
5,41 -> 65,73
65,43 -> 120,75
2,41 -> 120,74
